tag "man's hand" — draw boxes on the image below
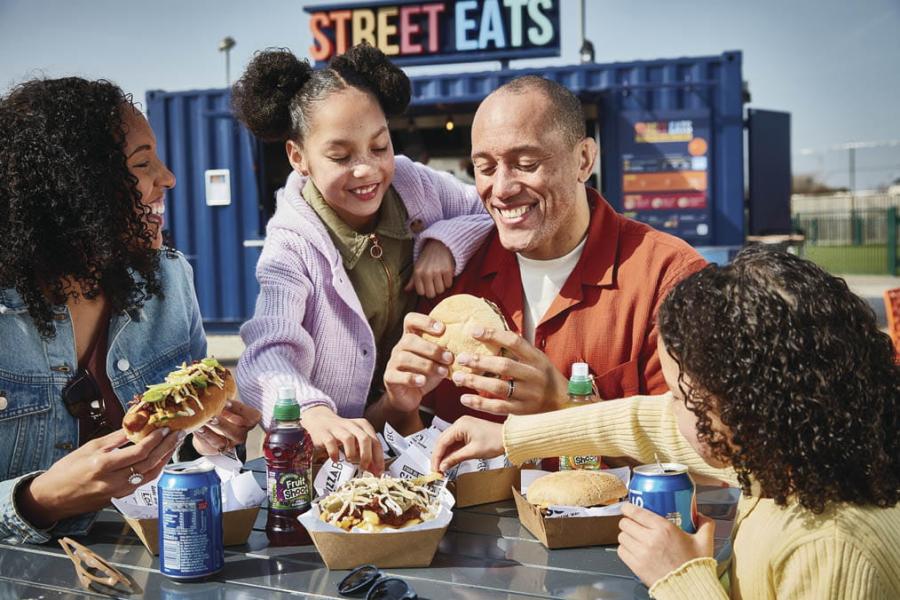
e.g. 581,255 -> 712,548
405,239 -> 455,298
431,416 -> 505,473
617,502 -> 716,587
383,312 -> 454,414
450,326 -> 568,415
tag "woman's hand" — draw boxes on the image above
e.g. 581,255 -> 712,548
431,416 -> 505,473
617,502 -> 716,587
192,400 -> 262,456
18,428 -> 185,527
406,239 -> 455,298
300,405 -> 384,475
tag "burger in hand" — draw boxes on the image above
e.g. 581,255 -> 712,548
422,294 -> 509,378
122,358 -> 236,443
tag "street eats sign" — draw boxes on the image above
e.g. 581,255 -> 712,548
304,0 -> 561,66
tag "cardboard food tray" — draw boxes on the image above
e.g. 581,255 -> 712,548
451,466 -> 520,508
308,523 -> 449,570
300,482 -> 454,570
123,506 -> 260,555
512,488 -> 622,549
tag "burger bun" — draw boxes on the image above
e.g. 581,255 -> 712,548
527,470 -> 627,508
124,371 -> 235,443
423,294 -> 509,379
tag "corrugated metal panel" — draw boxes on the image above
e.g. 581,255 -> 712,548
148,51 -> 746,329
408,51 -> 745,246
146,89 -> 263,332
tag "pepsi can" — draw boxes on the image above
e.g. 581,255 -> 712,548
158,463 -> 224,579
628,463 -> 698,533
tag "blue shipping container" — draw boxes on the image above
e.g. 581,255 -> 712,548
148,51 -> 746,331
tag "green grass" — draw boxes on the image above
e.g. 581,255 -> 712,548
803,244 -> 891,275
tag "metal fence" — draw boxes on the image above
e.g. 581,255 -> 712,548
792,199 -> 899,275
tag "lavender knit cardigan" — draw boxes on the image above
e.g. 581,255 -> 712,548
237,156 -> 493,427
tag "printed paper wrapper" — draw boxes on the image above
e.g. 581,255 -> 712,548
298,481 -> 454,569
111,455 -> 266,554
513,467 -> 630,549
382,420 -> 520,507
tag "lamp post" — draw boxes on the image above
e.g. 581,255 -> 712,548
579,0 -> 595,63
218,36 -> 236,86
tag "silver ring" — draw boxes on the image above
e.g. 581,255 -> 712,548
506,379 -> 516,399
128,467 -> 144,486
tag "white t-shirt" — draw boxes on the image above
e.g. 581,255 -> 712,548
515,237 -> 587,343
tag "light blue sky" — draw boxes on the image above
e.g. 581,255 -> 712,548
2,0 -> 898,189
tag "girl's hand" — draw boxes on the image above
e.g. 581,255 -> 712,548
617,502 -> 716,587
18,428 -> 184,527
431,416 -> 505,473
406,239 -> 455,298
300,406 -> 385,475
192,400 -> 262,456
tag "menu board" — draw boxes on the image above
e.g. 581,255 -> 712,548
619,112 -> 712,242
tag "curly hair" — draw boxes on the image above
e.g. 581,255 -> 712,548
231,43 -> 410,143
659,246 -> 899,513
0,77 -> 162,338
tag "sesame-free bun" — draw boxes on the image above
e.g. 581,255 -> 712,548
422,294 -> 509,379
526,470 -> 627,508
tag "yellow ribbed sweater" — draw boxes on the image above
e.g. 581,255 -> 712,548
502,394 -> 900,600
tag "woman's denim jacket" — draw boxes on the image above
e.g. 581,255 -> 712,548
0,250 -> 206,544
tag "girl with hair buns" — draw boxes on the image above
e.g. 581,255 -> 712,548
233,45 -> 491,472
431,247 -> 900,599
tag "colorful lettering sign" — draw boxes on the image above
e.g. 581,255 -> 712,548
304,0 -> 561,66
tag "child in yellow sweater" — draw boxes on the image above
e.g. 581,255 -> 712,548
431,247 -> 900,599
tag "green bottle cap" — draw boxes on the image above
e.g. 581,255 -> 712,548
273,386 -> 300,421
567,362 -> 593,396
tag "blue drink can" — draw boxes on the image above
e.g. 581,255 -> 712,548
628,463 -> 698,533
158,463 -> 224,579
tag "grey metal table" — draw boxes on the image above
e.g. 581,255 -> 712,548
0,459 -> 737,599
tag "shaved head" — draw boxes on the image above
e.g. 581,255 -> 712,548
489,76 -> 586,147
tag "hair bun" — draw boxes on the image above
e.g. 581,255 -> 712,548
232,49 -> 312,142
331,44 -> 410,116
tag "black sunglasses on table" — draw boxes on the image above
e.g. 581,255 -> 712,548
61,367 -> 115,442
338,565 -> 417,599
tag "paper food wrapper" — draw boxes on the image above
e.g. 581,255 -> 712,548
301,452 -> 454,569
112,455 -> 265,554
514,467 -> 630,549
382,422 -> 519,507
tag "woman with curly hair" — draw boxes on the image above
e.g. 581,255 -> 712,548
232,44 -> 491,472
0,77 -> 260,544
431,246 -> 900,599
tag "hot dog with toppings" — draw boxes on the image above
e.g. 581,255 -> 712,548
122,358 -> 235,443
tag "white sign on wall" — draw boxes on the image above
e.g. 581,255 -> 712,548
205,169 -> 231,206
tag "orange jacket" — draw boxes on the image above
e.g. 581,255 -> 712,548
422,188 -> 707,424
